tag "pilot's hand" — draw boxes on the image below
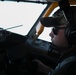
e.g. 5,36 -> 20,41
33,59 -> 52,75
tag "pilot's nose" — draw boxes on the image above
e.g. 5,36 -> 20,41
49,31 -> 54,38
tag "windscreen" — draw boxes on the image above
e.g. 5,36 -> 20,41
0,1 -> 47,35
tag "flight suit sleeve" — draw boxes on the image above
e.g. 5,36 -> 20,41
49,61 -> 76,75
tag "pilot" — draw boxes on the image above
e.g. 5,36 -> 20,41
33,6 -> 76,75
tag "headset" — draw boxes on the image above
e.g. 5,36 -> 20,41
64,6 -> 76,45
58,1 -> 76,45
65,24 -> 76,45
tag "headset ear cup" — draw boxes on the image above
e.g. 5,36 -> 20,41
65,25 -> 76,45
65,25 -> 70,44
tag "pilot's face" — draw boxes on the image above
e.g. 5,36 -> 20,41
49,25 -> 68,48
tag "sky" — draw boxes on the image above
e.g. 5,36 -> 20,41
0,1 -> 55,42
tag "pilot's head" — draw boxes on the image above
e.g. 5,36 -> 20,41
40,6 -> 76,48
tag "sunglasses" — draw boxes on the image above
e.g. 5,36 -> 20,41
52,27 -> 66,35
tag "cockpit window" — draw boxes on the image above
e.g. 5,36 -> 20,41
0,1 -> 47,35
